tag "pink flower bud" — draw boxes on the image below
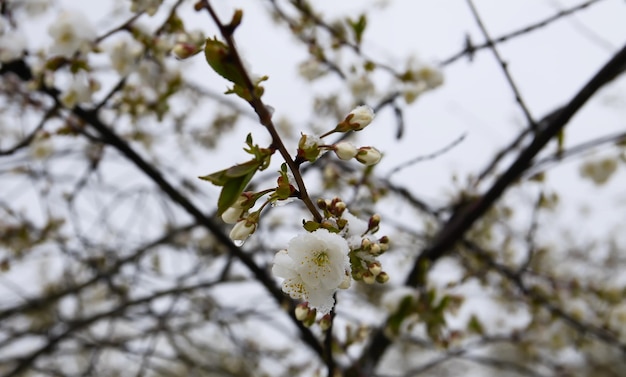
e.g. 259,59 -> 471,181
172,43 -> 199,59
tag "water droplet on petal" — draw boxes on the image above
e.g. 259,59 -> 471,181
234,239 -> 245,247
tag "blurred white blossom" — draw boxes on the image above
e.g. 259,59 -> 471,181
48,11 -> 96,57
0,30 -> 26,63
130,0 -> 163,16
108,38 -> 144,76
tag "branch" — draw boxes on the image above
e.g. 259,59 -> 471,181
407,41 -> 626,287
440,0 -> 607,66
0,58 -> 324,361
198,0 -> 323,222
352,41 -> 626,375
466,0 -> 536,128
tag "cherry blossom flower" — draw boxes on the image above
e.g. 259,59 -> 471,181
130,0 -> 163,16
48,11 -> 96,57
272,229 -> 351,313
0,30 -> 26,63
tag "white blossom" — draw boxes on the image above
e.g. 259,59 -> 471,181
108,38 -> 143,76
349,74 -> 375,102
130,0 -> 163,16
0,30 -> 26,63
60,74 -> 97,108
272,229 -> 351,313
48,11 -> 96,57
298,59 -> 326,81
341,209 -> 369,248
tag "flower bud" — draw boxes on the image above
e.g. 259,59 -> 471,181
361,238 -> 372,250
369,243 -> 381,255
172,42 -> 199,59
229,219 -> 256,242
362,271 -> 376,285
346,105 -> 374,131
368,214 -> 381,231
295,302 -> 310,321
334,141 -> 358,160
368,262 -> 382,276
356,147 -> 382,166
334,201 -> 347,216
376,271 -> 389,284
319,314 -> 332,331
221,195 -> 247,224
338,273 -> 351,289
317,198 -> 328,210
297,133 -> 321,162
303,307 -> 317,327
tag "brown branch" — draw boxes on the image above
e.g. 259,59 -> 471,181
466,0 -> 537,129
351,41 -> 626,375
0,58 -> 324,363
407,41 -> 626,285
198,0 -> 323,223
440,0 -> 608,66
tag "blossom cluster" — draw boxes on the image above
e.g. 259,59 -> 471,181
214,105 -> 389,317
272,198 -> 390,315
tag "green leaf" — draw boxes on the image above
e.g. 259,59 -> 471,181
303,221 -> 320,232
198,169 -> 229,186
217,170 -> 255,215
347,14 -> 367,45
199,159 -> 261,186
467,314 -> 484,335
225,159 -> 262,178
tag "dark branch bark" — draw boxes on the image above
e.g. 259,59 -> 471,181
352,42 -> 626,375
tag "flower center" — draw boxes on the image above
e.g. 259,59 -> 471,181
313,250 -> 329,267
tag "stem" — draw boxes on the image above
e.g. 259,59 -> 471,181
198,0 -> 323,223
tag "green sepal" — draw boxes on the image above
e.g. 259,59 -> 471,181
303,221 -> 320,232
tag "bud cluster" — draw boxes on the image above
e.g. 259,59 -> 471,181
333,142 -> 382,166
351,233 -> 390,284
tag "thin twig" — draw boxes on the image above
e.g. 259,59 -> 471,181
198,0 -> 323,222
386,133 -> 466,178
466,0 -> 536,129
440,0 -> 607,66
